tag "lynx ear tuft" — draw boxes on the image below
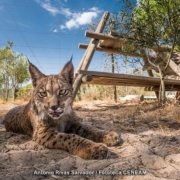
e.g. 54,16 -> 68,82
28,60 -> 46,87
59,58 -> 74,85
26,57 -> 31,64
70,54 -> 73,62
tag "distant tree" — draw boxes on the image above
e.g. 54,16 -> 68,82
0,41 -> 29,101
114,0 -> 180,105
88,0 -> 180,104
101,53 -> 120,102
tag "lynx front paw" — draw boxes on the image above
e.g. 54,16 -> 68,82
79,143 -> 108,160
103,131 -> 120,146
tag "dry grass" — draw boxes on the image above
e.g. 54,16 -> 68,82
73,100 -> 180,136
76,85 -> 154,102
0,98 -> 28,105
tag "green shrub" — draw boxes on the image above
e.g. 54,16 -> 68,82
16,84 -> 32,100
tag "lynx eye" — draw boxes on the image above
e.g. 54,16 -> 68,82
40,92 -> 47,97
59,89 -> 67,95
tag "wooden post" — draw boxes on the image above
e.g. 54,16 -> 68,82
72,12 -> 110,101
111,54 -> 117,102
75,12 -> 110,75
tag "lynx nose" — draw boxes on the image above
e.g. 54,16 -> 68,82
51,105 -> 58,111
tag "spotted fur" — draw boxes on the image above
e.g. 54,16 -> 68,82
4,59 -> 120,159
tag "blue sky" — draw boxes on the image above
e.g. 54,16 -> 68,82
0,0 -> 133,75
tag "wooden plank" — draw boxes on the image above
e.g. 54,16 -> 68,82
85,80 -> 160,87
85,81 -> 148,87
72,12 -> 110,101
86,82 -> 158,87
79,43 -> 142,58
86,30 -> 171,52
89,76 -> 158,84
85,30 -> 121,42
99,40 -> 120,48
78,70 -> 180,85
86,31 -> 179,78
81,77 -> 180,90
144,86 -> 180,91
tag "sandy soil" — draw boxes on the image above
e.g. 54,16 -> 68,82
1,101 -> 180,180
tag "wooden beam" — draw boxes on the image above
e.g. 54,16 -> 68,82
86,31 -> 171,52
79,75 -> 180,90
72,12 -> 109,101
84,80 -> 154,86
85,30 -> 123,42
78,70 -> 180,85
152,46 -> 171,53
144,86 -> 180,91
85,80 -> 160,87
86,31 -> 179,78
82,75 -> 92,83
79,43 -> 142,58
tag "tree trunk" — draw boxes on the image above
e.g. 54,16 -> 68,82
12,86 -> 16,101
5,88 -> 8,102
4,76 -> 9,102
113,86 -> 117,102
157,65 -> 166,105
147,70 -> 159,99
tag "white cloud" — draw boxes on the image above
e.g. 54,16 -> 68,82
41,2 -> 60,16
60,8 -> 100,30
53,29 -> 58,32
90,7 -> 101,13
60,25 -> 66,29
76,12 -> 97,25
66,19 -> 79,29
35,0 -> 101,30
61,7 -> 72,17
35,0 -> 71,16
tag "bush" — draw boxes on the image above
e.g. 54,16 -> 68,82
16,84 -> 33,101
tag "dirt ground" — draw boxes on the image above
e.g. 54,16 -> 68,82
1,100 -> 180,180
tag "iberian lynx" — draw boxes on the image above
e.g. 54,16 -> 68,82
4,58 -> 120,159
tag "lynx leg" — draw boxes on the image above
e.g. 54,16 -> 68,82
33,127 -> 108,160
67,122 -> 120,146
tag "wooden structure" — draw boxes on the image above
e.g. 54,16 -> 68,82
78,70 -> 180,91
72,11 -> 180,100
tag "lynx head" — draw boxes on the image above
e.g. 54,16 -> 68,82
28,57 -> 74,120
